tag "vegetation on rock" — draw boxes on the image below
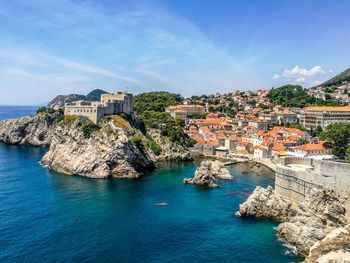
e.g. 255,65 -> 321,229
140,110 -> 195,147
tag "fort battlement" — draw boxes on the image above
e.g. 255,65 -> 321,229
64,91 -> 132,124
275,157 -> 350,203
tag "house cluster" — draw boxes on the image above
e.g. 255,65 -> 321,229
307,83 -> 350,104
186,114 -> 331,159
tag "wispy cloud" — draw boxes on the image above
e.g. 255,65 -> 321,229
0,0 -> 268,104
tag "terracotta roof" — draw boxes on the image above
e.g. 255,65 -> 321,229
295,142 -> 327,151
272,145 -> 286,152
207,141 -> 220,147
303,106 -> 350,112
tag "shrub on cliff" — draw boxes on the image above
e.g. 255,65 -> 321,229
81,122 -> 99,139
140,110 -> 195,147
131,134 -> 144,149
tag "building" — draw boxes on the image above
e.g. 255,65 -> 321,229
299,106 -> 350,129
165,105 -> 206,118
290,141 -> 332,158
64,91 -> 133,124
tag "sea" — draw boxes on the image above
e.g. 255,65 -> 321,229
0,106 -> 303,262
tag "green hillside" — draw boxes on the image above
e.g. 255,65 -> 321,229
319,68 -> 350,87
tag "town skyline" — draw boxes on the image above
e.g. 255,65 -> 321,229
1,0 -> 350,105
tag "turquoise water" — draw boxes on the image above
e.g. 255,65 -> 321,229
0,107 -> 302,262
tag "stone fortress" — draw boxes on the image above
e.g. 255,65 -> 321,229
275,157 -> 350,206
64,91 -> 133,124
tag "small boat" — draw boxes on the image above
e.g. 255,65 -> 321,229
155,202 -> 168,206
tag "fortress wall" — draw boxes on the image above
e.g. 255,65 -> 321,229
275,158 -> 350,203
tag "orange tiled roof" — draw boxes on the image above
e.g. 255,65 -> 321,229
303,106 -> 350,112
295,142 -> 327,151
272,145 -> 286,152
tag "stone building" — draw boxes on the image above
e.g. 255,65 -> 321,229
64,91 -> 133,124
299,106 -> 350,129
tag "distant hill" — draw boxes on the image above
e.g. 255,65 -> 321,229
318,67 -> 350,87
86,89 -> 109,101
47,89 -> 109,109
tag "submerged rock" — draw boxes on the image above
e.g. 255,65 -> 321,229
183,160 -> 233,188
237,186 -> 295,221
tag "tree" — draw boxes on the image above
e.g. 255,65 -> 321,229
319,123 -> 350,159
133,92 -> 183,114
268,84 -> 316,107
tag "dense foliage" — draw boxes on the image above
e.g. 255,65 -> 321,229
81,122 -> 100,139
133,91 -> 183,114
140,110 -> 195,147
319,123 -> 350,160
268,85 -> 315,107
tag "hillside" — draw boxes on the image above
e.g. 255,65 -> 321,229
319,67 -> 350,87
47,89 -> 109,109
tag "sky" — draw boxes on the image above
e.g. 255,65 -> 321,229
1,0 -> 350,105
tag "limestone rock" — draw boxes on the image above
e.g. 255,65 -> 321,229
237,186 -> 295,221
148,129 -> 192,161
183,160 -> 233,188
209,160 -> 234,180
0,112 -> 60,146
304,224 -> 350,263
277,188 -> 348,256
41,117 -> 155,179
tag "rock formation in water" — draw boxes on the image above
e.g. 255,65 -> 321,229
41,116 -> 155,178
0,111 -> 61,146
237,186 -> 295,221
0,110 -> 192,179
238,186 -> 349,258
183,160 -> 233,188
277,187 -> 348,256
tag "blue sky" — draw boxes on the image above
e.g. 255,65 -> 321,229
1,0 -> 350,105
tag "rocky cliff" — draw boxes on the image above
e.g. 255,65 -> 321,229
148,129 -> 192,161
41,117 -> 155,178
237,186 -> 295,222
0,111 -> 192,179
0,111 -> 61,146
238,186 -> 349,258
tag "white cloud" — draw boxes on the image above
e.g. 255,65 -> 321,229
295,77 -> 306,83
282,65 -> 326,77
272,74 -> 280,80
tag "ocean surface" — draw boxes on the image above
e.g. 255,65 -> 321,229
0,106 -> 302,262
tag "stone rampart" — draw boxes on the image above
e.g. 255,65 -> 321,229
275,157 -> 350,203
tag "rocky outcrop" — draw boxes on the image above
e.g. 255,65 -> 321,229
0,112 -> 60,146
238,186 -> 348,258
41,117 -> 155,179
183,160 -> 233,188
277,188 -> 348,256
237,186 -> 295,221
304,224 -> 350,263
148,129 -> 192,161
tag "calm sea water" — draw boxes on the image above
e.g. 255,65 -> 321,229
0,106 -> 302,262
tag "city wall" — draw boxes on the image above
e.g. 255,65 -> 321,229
275,157 -> 350,203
